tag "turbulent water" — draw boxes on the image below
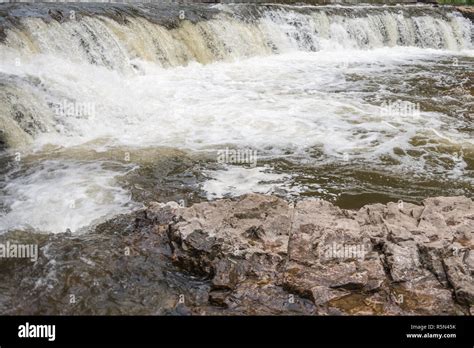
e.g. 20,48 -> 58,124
0,3 -> 472,234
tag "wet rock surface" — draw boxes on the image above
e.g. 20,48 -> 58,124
0,194 -> 472,315
457,6 -> 474,22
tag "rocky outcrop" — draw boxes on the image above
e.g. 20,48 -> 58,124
0,194 -> 472,315
161,194 -> 473,315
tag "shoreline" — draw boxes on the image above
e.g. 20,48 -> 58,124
0,193 -> 472,315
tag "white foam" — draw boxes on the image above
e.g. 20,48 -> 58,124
0,7 -> 472,233
0,160 -> 138,233
202,165 -> 303,199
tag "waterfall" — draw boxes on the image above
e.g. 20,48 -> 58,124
1,3 -> 472,233
0,3 -> 472,148
1,4 -> 471,68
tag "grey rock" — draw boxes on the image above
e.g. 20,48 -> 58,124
165,194 -> 472,314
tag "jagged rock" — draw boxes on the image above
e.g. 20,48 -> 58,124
443,255 -> 474,306
164,194 -> 472,314
282,199 -> 385,302
384,241 -> 425,282
391,276 -> 461,315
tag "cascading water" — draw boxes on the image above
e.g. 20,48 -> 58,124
0,3 -> 472,233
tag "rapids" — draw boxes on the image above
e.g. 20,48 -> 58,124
0,3 -> 472,233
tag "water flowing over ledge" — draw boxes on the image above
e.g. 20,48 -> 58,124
0,3 -> 472,235
0,194 -> 472,314
0,3 -> 471,147
0,3 -> 471,69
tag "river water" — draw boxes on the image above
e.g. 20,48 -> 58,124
0,3 -> 472,234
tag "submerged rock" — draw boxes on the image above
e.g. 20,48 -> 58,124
0,194 -> 472,315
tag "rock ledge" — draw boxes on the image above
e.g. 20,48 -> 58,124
158,194 -> 474,315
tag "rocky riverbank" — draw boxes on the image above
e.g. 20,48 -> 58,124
0,194 -> 472,315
